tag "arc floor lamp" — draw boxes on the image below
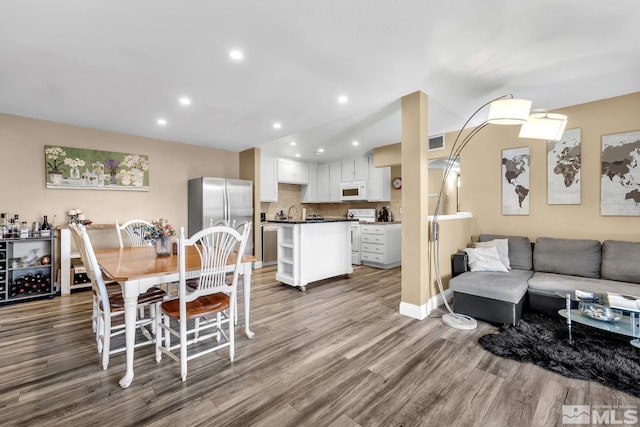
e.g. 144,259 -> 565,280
432,94 -> 568,330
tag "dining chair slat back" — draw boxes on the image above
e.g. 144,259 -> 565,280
115,219 -> 151,249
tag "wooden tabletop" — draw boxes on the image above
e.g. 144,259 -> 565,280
94,246 -> 257,282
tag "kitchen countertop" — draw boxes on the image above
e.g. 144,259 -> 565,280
267,218 -> 357,224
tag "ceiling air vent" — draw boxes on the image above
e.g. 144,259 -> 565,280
428,135 -> 445,151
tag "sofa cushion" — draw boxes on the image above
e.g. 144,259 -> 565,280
480,234 -> 532,270
464,246 -> 509,272
528,272 -> 640,298
601,240 -> 640,284
533,237 -> 601,279
449,269 -> 532,304
475,238 -> 511,269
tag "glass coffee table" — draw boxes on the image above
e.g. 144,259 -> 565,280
558,291 -> 640,348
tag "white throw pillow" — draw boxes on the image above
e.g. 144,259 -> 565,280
464,246 -> 509,272
474,239 -> 511,270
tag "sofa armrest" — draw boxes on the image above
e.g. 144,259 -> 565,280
451,251 -> 469,277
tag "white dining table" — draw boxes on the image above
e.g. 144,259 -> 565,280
94,245 -> 256,388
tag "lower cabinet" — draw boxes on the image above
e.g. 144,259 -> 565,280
0,237 -> 56,304
360,223 -> 401,269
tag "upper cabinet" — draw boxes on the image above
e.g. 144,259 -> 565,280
317,162 -> 341,202
301,163 -> 318,203
260,155 -> 278,202
368,163 -> 391,202
278,159 -> 309,185
341,157 -> 369,182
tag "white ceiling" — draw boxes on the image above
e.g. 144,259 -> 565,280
2,1 -> 639,162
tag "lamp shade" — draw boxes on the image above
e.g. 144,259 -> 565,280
487,98 -> 532,125
519,111 -> 568,141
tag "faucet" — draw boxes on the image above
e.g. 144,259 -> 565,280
287,205 -> 299,220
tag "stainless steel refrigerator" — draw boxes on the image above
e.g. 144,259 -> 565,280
188,177 -> 254,254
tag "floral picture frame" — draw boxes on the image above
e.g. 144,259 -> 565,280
45,145 -> 149,191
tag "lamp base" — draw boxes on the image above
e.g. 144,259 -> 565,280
442,313 -> 477,330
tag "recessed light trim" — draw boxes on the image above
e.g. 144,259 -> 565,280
338,95 -> 349,104
179,97 -> 191,106
318,148 -> 324,153
352,140 -> 359,146
157,118 -> 167,126
273,122 -> 282,130
295,154 -> 300,158
229,49 -> 244,60
290,141 -> 296,146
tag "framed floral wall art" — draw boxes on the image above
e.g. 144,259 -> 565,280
44,145 -> 149,191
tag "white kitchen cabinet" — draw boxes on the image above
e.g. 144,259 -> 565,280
260,155 -> 278,202
360,223 -> 401,269
301,163 -> 318,203
316,162 -> 341,202
317,163 -> 330,202
341,157 -> 369,182
368,163 -> 391,202
277,159 -> 309,184
329,161 -> 342,201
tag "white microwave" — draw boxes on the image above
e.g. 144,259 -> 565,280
339,181 -> 368,201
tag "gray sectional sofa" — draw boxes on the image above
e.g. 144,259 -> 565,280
449,234 -> 640,325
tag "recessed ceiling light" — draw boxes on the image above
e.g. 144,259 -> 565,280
338,95 -> 349,104
157,118 -> 167,126
273,122 -> 282,130
290,141 -> 296,146
179,97 -> 191,106
229,49 -> 244,60
352,140 -> 359,146
318,148 -> 325,153
295,154 -> 300,158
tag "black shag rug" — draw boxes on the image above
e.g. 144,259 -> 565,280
479,313 -> 640,397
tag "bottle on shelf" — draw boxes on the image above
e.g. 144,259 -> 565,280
19,221 -> 30,239
40,215 -> 52,237
0,213 -> 7,239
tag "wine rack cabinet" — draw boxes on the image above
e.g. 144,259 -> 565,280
0,236 -> 56,304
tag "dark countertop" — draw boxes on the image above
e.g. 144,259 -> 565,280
267,218 -> 357,225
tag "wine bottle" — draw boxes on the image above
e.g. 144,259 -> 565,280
40,216 -> 52,237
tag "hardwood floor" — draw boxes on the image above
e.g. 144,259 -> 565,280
1,265 -> 638,426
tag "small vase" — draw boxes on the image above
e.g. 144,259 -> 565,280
49,172 -> 63,184
131,168 -> 144,187
155,236 -> 171,257
69,167 -> 80,180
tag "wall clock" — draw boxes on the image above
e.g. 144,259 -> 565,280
392,177 -> 402,189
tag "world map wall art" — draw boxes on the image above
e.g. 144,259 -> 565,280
502,147 -> 530,215
547,128 -> 581,205
601,130 -> 640,216
44,145 -> 150,191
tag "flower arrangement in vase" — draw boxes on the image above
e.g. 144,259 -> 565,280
45,146 -> 67,183
142,218 -> 176,256
64,157 -> 85,179
104,157 -> 120,185
122,154 -> 149,187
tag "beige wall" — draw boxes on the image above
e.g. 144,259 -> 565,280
0,113 -> 240,245
458,92 -> 640,243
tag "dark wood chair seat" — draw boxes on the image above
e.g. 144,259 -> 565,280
102,287 -> 166,311
161,293 -> 230,320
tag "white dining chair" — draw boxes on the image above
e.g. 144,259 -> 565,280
115,219 -> 151,249
155,224 -> 249,382
70,224 -> 165,370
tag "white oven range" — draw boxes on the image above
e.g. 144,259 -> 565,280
347,208 -> 376,265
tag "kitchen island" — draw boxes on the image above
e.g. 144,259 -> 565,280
269,219 -> 354,291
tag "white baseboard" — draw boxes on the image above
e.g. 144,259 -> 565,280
399,288 -> 453,320
254,261 -> 263,269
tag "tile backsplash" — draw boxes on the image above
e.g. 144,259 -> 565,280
260,182 -> 402,222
